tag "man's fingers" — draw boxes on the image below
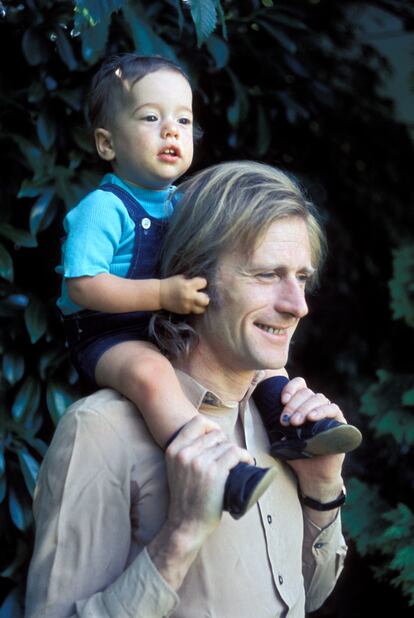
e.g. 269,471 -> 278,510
281,376 -> 307,404
166,415 -> 222,454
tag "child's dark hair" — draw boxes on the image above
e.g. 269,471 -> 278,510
86,53 -> 192,132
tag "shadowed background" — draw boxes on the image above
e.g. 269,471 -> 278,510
0,1 -> 413,616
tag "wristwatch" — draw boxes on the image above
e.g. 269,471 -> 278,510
299,486 -> 346,511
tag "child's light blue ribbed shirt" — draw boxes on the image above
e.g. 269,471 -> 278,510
56,173 -> 174,315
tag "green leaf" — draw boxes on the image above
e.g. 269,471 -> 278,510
0,223 -> 37,248
30,188 -> 56,235
255,103 -> 271,156
0,540 -> 28,579
13,136 -> 44,177
0,586 -> 23,618
257,19 -> 297,54
206,34 -> 229,69
22,27 -> 49,66
342,478 -> 388,556
24,297 -> 47,344
123,4 -> 178,60
18,448 -> 40,497
74,0 -> 125,32
0,476 -> 6,505
12,376 -> 41,423
389,245 -> 414,328
36,112 -> 56,150
80,13 -> 110,64
39,347 -> 67,380
0,443 -> 5,477
8,486 -> 31,532
56,27 -> 78,70
2,351 -> 25,385
18,178 -> 48,199
402,388 -> 414,407
226,70 -> 249,127
187,0 -> 217,46
47,380 -> 76,425
0,243 -> 13,282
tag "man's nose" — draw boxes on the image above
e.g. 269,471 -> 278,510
275,280 -> 309,319
161,120 -> 179,139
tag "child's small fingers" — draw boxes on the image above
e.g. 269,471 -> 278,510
196,292 -> 210,306
190,276 -> 208,290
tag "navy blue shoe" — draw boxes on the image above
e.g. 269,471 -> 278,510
224,462 -> 277,519
166,427 -> 276,519
254,376 -> 362,461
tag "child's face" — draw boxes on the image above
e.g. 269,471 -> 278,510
96,69 -> 194,190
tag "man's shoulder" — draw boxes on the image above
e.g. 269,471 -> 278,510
53,388 -> 154,459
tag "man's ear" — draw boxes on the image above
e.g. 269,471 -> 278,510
94,128 -> 116,161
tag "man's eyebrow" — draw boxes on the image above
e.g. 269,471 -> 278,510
247,263 -> 316,275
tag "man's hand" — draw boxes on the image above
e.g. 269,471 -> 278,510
148,416 -> 253,590
160,275 -> 210,314
279,378 -> 346,525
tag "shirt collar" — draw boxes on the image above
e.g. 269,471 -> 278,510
175,369 -> 266,411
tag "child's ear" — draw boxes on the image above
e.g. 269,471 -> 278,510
95,128 -> 115,161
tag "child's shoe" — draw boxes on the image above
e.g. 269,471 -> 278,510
224,463 -> 277,519
253,376 -> 362,461
166,427 -> 276,519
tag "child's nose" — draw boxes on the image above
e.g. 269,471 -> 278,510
161,121 -> 179,139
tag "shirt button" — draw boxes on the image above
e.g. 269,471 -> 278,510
267,515 -> 272,524
278,575 -> 284,585
141,217 -> 151,229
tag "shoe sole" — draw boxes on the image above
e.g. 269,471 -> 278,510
242,466 -> 278,515
304,424 -> 362,456
272,425 -> 362,460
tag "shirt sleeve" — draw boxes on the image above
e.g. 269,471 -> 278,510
25,405 -> 179,618
61,189 -> 130,278
302,511 -> 348,612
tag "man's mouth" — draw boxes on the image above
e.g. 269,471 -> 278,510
256,323 -> 287,335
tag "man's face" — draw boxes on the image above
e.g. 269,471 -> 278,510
198,217 -> 314,375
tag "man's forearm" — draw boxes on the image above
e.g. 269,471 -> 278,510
148,522 -> 203,591
298,476 -> 344,528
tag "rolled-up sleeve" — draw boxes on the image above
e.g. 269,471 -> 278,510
302,513 -> 347,613
25,403 -> 179,618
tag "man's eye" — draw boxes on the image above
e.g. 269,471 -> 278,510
257,272 -> 276,280
297,274 -> 311,286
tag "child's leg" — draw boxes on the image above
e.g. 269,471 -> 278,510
94,340 -> 277,519
95,340 -> 199,448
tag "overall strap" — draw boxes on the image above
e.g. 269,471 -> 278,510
98,183 -> 148,224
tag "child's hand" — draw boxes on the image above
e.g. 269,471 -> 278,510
160,275 -> 210,314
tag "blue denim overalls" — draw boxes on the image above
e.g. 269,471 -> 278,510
62,184 -> 169,386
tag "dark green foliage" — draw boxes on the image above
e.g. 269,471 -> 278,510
0,0 -> 414,615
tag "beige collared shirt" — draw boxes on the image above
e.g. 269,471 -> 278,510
25,371 -> 347,618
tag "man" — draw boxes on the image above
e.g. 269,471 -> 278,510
26,161 -> 350,617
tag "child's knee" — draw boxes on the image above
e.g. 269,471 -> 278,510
121,353 -> 172,396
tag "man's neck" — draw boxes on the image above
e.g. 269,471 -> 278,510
177,342 -> 257,403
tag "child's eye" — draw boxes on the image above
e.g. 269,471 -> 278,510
142,114 -> 158,122
178,117 -> 192,125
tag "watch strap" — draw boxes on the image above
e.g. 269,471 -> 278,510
300,488 -> 346,511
